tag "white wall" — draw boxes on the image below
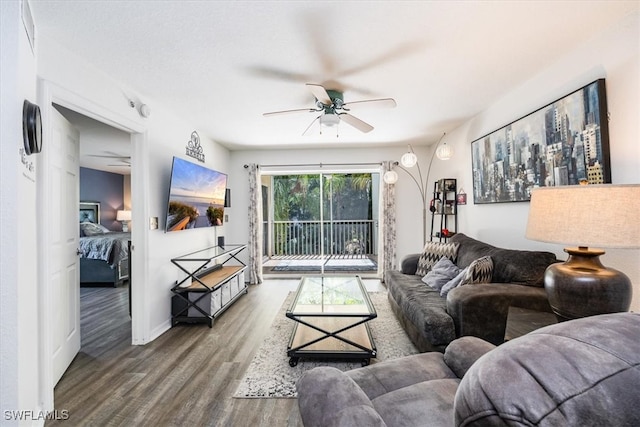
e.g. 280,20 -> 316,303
427,10 -> 640,311
1,0 -> 42,423
37,38 -> 231,342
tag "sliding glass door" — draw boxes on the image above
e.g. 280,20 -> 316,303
262,171 -> 379,276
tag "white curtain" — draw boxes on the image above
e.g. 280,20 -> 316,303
381,161 -> 397,282
247,164 -> 263,284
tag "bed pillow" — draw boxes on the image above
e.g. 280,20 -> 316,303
421,257 -> 462,291
80,221 -> 109,236
415,241 -> 460,276
460,255 -> 493,285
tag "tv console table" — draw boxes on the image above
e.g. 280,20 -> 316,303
170,244 -> 247,327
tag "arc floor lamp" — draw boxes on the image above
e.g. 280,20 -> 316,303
383,133 -> 453,245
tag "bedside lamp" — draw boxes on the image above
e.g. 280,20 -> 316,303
116,210 -> 132,232
526,184 -> 640,321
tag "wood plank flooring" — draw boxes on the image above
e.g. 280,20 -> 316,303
47,280 -> 554,427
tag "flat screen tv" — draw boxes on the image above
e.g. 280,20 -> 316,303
165,157 -> 228,232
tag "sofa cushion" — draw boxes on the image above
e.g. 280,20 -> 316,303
455,313 -> 640,426
422,257 -> 462,291
347,352 -> 458,401
460,255 -> 493,285
386,271 -> 456,346
415,241 -> 460,276
450,233 -> 556,287
373,379 -> 459,427
297,366 -> 378,426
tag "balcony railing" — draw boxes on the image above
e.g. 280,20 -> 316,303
268,220 -> 376,256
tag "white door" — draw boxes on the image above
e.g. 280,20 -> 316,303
49,108 -> 81,384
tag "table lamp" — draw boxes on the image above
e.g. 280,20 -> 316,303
526,184 -> 639,321
116,209 -> 132,232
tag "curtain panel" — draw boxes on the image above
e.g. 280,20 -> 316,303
247,164 -> 263,284
381,161 -> 397,281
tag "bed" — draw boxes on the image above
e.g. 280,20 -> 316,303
79,202 -> 130,287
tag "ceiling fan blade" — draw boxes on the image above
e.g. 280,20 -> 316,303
306,83 -> 332,105
246,65 -> 314,83
263,107 -> 317,117
339,113 -> 374,133
302,115 -> 322,136
343,98 -> 397,109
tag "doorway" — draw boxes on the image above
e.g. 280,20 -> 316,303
37,80 -> 147,410
54,104 -> 133,355
262,172 -> 380,276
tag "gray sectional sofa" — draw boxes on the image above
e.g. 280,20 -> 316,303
385,233 -> 558,351
297,312 -> 640,427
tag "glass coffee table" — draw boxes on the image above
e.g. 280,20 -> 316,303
286,275 -> 377,367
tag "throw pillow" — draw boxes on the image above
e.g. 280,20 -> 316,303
440,268 -> 467,297
421,257 -> 462,291
415,241 -> 460,276
460,256 -> 493,285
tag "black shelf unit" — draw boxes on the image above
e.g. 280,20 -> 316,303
430,178 -> 458,242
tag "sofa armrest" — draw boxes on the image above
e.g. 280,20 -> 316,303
297,367 -> 387,427
444,336 -> 496,378
446,284 -> 550,345
400,253 -> 422,275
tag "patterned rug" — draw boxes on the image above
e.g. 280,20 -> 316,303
233,291 -> 418,398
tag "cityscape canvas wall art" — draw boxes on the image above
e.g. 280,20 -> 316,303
471,79 -> 610,204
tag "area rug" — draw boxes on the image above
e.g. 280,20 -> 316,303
272,258 -> 377,272
233,291 -> 418,398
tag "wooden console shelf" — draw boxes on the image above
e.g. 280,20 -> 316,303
177,265 -> 244,290
170,244 -> 247,327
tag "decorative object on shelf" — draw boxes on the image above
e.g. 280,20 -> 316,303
456,188 -> 467,205
116,210 -> 132,232
22,100 -> 42,155
185,131 -> 205,162
472,79 -> 610,204
526,184 -> 639,321
430,179 -> 458,242
383,133 -> 453,245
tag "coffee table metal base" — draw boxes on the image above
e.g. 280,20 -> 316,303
287,315 -> 377,367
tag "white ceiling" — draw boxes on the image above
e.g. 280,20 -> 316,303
30,1 -> 638,152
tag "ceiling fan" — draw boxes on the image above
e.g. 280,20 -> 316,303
263,83 -> 396,135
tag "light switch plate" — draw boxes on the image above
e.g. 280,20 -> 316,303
149,216 -> 158,230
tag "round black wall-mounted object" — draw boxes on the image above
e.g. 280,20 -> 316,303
23,100 -> 42,155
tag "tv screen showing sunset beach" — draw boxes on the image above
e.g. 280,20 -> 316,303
165,157 -> 227,232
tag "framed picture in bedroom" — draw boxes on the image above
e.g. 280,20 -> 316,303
79,202 -> 100,223
471,79 -> 611,204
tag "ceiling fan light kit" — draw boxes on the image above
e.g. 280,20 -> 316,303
263,83 -> 396,136
319,113 -> 340,127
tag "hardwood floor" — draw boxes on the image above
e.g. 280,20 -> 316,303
47,279 -> 552,426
